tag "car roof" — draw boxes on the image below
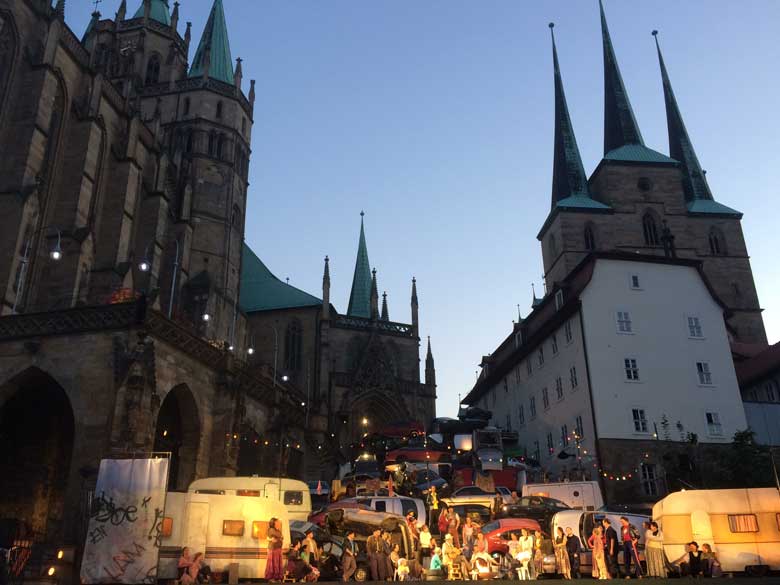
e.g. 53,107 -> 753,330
496,518 -> 542,530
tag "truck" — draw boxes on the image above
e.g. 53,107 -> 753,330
523,481 -> 604,511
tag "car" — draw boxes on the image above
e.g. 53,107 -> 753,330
481,518 -> 543,555
449,503 -> 492,527
441,485 -> 498,508
496,486 -> 514,503
410,469 -> 449,496
308,502 -> 372,527
500,495 -> 571,530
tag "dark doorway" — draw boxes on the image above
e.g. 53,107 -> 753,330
153,385 -> 200,491
0,368 -> 75,541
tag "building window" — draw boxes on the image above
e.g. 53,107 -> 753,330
284,320 -> 303,372
630,274 -> 641,289
561,425 -> 569,447
616,311 -> 633,333
506,414 -> 512,431
555,290 -> 564,310
727,514 -> 759,533
242,117 -> 247,135
641,463 -> 658,496
697,362 -> 713,385
548,234 -> 557,257
570,366 -> 578,389
551,334 -> 559,355
625,358 -> 640,381
216,101 -> 223,119
564,321 -> 573,343
555,376 -> 564,400
145,54 -> 161,85
643,213 -> 660,246
527,360 -> 532,377
538,347 -> 544,367
518,405 -> 525,426
575,415 -> 584,439
546,433 -> 554,454
515,366 -> 521,385
183,97 -> 191,115
688,316 -> 703,338
766,382 -> 778,402
705,412 -> 722,436
542,388 -> 550,410
584,224 -> 596,251
208,132 -> 216,156
529,397 -> 536,419
709,228 -> 727,256
503,378 -> 509,393
632,409 -> 648,433
533,441 -> 540,461
185,131 -> 193,153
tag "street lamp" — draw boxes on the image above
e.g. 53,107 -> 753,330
202,312 -> 210,322
13,226 -> 63,314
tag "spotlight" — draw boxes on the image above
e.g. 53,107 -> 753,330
139,260 -> 150,272
247,347 -> 255,355
281,375 -> 289,382
202,313 -> 210,322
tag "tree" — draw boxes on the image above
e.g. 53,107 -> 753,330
718,429 -> 775,488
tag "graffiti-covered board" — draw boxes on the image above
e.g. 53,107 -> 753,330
81,458 -> 169,584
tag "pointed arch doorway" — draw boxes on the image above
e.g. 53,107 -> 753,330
153,385 -> 200,491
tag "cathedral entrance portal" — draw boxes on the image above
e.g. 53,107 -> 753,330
153,385 -> 200,491
348,391 -> 408,444
0,367 -> 75,541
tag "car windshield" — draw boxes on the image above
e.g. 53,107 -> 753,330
481,521 -> 500,534
416,471 -> 440,482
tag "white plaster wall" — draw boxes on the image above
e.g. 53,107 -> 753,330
580,259 -> 747,443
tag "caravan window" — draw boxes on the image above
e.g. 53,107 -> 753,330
284,491 -> 304,506
237,489 -> 261,497
728,514 -> 758,533
374,500 -> 387,512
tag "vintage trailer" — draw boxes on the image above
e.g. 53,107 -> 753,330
652,488 -> 780,574
188,476 -> 311,521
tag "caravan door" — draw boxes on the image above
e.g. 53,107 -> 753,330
185,501 -> 209,558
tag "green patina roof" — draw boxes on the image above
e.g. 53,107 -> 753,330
239,244 -> 321,313
189,0 -> 235,85
686,200 -> 742,217
555,195 -> 611,210
604,144 -> 676,164
347,214 -> 372,318
132,0 -> 171,25
82,11 -> 99,42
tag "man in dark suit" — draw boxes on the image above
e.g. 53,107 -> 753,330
366,528 -> 385,580
602,518 -> 619,578
565,526 -> 581,579
342,531 -> 357,582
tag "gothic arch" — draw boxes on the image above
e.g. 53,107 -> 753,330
584,222 -> 597,251
642,210 -> 661,247
0,10 -> 19,128
284,318 -> 303,372
708,227 -> 727,256
145,52 -> 161,85
348,389 -> 410,440
0,367 -> 75,539
153,384 -> 201,491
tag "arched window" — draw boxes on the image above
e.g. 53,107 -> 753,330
216,101 -> 223,119
207,132 -> 216,156
584,224 -> 596,251
216,134 -> 224,159
284,320 -> 303,372
548,234 -> 557,257
709,228 -> 726,256
230,204 -> 241,227
145,54 -> 161,85
185,130 -> 193,153
183,97 -> 191,116
642,213 -> 660,246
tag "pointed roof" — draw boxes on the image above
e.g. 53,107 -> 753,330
653,31 -> 741,217
347,212 -> 373,318
600,0 -> 645,156
548,23 -> 610,212
426,337 -> 435,367
189,0 -> 234,85
82,11 -> 100,42
239,244 -> 321,312
132,0 -> 171,25
381,292 -> 389,321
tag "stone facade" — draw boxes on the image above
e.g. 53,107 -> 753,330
0,0 -> 306,550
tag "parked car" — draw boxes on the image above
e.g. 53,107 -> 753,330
523,480 -> 604,511
309,502 -> 372,527
449,503 -> 492,527
480,518 -> 543,555
500,495 -> 571,530
441,485 -> 503,509
289,520 -> 330,544
410,469 -> 449,496
342,495 -> 426,527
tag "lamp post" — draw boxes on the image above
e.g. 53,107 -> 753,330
12,226 -> 63,314
137,237 -> 181,319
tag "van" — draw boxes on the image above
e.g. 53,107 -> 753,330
341,496 -> 426,527
158,491 -> 291,580
523,481 -> 604,511
551,510 -> 649,575
652,488 -> 780,574
188,476 -> 311,521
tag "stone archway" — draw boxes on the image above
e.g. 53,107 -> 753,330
348,390 -> 409,443
153,384 -> 200,491
0,367 -> 75,540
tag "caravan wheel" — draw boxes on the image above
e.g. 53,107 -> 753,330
354,566 -> 369,582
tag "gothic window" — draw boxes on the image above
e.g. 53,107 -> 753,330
216,101 -> 223,119
0,16 -> 17,122
709,227 -> 727,255
208,132 -> 216,156
183,97 -> 191,116
548,234 -> 557,257
185,131 -> 193,153
145,53 -> 161,85
284,320 -> 303,372
231,204 -> 242,227
242,117 -> 247,135
584,224 -> 596,251
216,134 -> 225,159
642,212 -> 660,246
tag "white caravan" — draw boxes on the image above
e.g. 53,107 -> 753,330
523,481 -> 604,511
188,476 -> 311,521
652,488 -> 780,574
158,491 -> 291,580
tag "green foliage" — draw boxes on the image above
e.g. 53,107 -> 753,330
717,429 -> 776,488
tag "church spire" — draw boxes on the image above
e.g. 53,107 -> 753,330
82,10 -> 100,43
347,212 -> 372,319
381,292 -> 389,321
425,337 -> 436,387
189,0 -> 234,85
132,0 -> 171,26
370,269 -> 379,320
411,277 -> 419,335
600,0 -> 644,155
322,255 -> 331,320
116,0 -> 127,21
549,23 -> 590,208
652,30 -> 712,204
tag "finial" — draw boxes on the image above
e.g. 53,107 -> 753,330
372,267 -> 376,276
549,22 -> 554,29
325,255 -> 329,263
531,282 -> 537,297
360,210 -> 365,218
651,30 -> 658,37
286,277 -> 290,284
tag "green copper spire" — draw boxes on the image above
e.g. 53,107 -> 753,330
132,0 -> 171,25
347,212 -> 373,319
652,31 -> 739,216
189,0 -> 235,85
82,10 -> 100,42
600,0 -> 643,155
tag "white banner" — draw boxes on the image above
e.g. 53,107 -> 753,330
81,458 -> 170,584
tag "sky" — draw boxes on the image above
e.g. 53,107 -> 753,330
68,0 -> 780,418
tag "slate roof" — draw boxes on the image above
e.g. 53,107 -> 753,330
347,215 -> 372,318
686,200 -> 742,217
189,0 -> 235,85
603,144 -> 676,165
239,244 -> 321,313
735,342 -> 780,388
555,195 -> 611,211
132,0 -> 171,25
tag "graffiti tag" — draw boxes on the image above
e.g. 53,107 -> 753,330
102,542 -> 146,581
91,492 -> 138,526
147,508 -> 164,548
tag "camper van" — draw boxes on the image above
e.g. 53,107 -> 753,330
523,481 -> 604,511
551,510 -> 649,575
652,488 -> 780,574
188,477 -> 311,521
158,491 -> 291,580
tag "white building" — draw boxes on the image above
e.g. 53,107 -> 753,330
464,252 -> 748,505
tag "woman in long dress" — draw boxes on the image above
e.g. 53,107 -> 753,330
533,530 -> 545,577
265,517 -> 284,582
644,521 -> 666,578
553,527 -> 571,579
587,526 -> 609,580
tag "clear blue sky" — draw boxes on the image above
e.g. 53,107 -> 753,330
70,1 -> 780,417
